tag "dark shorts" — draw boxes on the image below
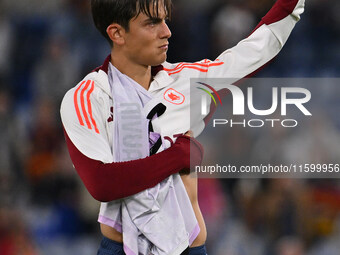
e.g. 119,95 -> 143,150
97,237 -> 124,255
189,244 -> 207,255
97,236 -> 208,255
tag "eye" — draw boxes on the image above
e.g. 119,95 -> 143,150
147,18 -> 162,26
149,20 -> 157,26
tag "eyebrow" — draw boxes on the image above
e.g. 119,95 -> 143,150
144,17 -> 163,24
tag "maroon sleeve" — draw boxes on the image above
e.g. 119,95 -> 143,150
63,129 -> 204,202
251,0 -> 300,33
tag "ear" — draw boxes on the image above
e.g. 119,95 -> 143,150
106,24 -> 125,46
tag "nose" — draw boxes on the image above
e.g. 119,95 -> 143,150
160,21 -> 172,39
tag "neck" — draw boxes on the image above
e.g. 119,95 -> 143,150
110,50 -> 152,91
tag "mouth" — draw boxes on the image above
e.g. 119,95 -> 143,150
159,43 -> 169,50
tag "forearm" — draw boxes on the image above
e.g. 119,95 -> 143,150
64,129 -> 203,202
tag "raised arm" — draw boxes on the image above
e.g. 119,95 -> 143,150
207,0 -> 305,78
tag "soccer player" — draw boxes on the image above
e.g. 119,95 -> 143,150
60,0 -> 305,254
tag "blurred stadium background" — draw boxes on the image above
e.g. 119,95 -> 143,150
0,0 -> 339,254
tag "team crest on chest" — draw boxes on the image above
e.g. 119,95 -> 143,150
164,88 -> 185,105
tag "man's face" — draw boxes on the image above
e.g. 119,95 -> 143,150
122,5 -> 172,67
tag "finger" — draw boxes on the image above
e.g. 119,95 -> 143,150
184,130 -> 193,137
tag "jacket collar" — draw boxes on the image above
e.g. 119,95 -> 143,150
92,55 -> 173,93
93,55 -> 165,76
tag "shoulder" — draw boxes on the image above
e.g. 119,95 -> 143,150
62,69 -> 111,107
60,71 -> 112,131
61,77 -> 104,112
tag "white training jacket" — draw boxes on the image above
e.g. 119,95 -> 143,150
60,0 -> 305,254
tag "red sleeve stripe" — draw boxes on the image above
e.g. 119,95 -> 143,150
164,61 -> 224,72
168,65 -> 209,75
167,61 -> 192,70
74,80 -> 100,134
165,62 -> 224,75
74,81 -> 86,126
87,81 -> 100,134
167,58 -> 220,70
164,61 -> 211,71
80,80 -> 92,129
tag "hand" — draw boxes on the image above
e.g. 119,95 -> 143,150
180,130 -> 193,175
184,130 -> 193,137
177,130 -> 204,175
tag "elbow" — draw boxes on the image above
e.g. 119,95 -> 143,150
84,182 -> 119,202
89,190 -> 111,203
88,188 -> 117,203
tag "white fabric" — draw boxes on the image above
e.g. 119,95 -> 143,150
108,63 -> 196,255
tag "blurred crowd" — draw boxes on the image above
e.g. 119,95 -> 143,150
0,0 -> 339,254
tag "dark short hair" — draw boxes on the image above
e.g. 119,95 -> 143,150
91,0 -> 172,46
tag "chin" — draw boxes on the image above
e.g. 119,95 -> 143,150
156,55 -> 167,65
147,53 -> 167,66
150,60 -> 165,67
